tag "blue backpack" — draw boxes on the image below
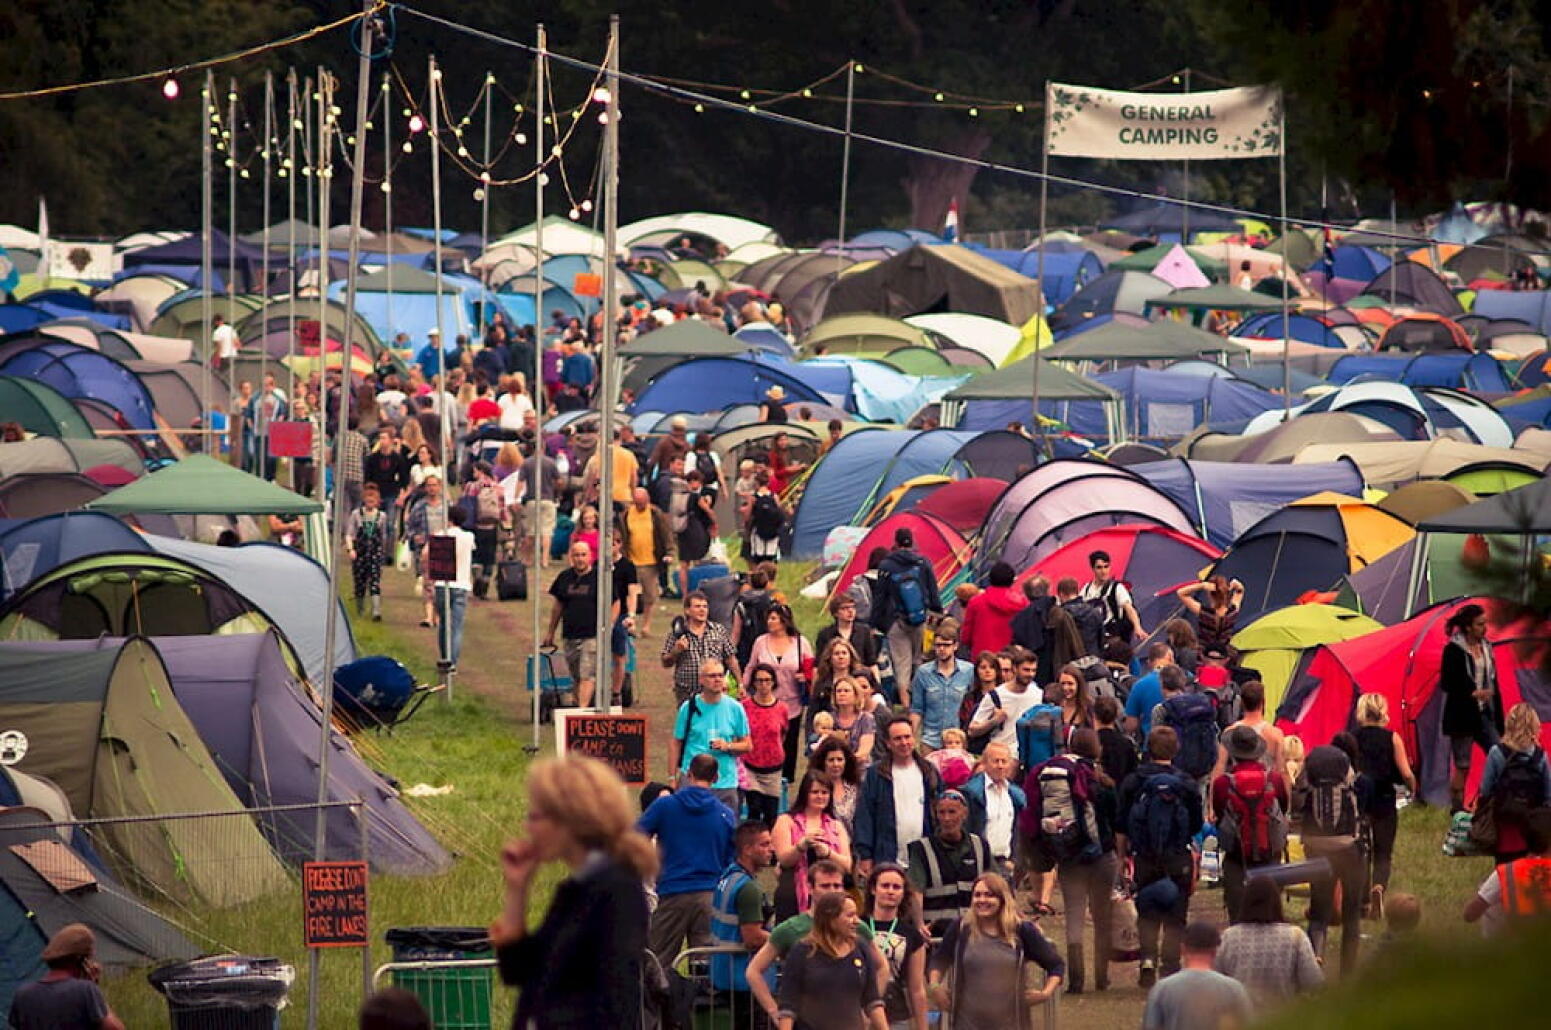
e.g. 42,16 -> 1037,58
889,565 -> 928,627
1127,770 -> 1195,861
1016,704 -> 1065,770
1161,693 -> 1218,779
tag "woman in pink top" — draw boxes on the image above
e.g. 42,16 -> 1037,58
570,504 -> 600,558
740,662 -> 789,826
772,771 -> 852,921
747,603 -> 813,783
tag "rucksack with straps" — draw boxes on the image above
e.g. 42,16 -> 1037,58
1493,747 -> 1549,819
475,482 -> 503,525
1095,580 -> 1130,640
1016,703 -> 1065,770
1034,756 -> 1102,863
732,590 -> 773,668
1160,693 -> 1218,779
750,492 -> 786,538
1127,770 -> 1195,861
1217,763 -> 1287,865
889,564 -> 929,627
1297,748 -> 1359,839
965,689 -> 1000,757
846,573 -> 876,625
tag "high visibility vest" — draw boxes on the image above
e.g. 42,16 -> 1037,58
1497,856 -> 1551,918
709,863 -> 767,992
909,833 -> 991,927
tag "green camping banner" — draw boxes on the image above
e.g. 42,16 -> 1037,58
1045,82 -> 1282,160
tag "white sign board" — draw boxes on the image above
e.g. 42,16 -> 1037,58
1046,83 -> 1283,161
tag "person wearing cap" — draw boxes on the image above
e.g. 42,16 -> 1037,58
905,789 -> 993,936
9,924 -> 126,1030
759,384 -> 788,424
1140,922 -> 1251,1028
414,326 -> 459,379
1210,722 -> 1291,923
648,416 -> 693,479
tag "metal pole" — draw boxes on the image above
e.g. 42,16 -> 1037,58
383,73 -> 395,348
202,72 -> 214,453
1181,69 -> 1191,242
529,24 -> 548,749
260,71 -> 273,478
311,6 -> 375,1019
316,69 -> 333,509
286,70 -> 299,484
1389,193 -> 1398,308
1278,94 -> 1291,418
480,71 -> 494,337
594,15 -> 621,711
430,55 -> 453,693
357,798 -> 371,1003
836,61 -> 855,280
1033,82 -> 1051,454
228,79 -> 239,439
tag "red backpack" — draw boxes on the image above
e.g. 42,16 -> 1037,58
1217,762 -> 1287,865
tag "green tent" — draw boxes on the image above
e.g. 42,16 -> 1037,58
1146,284 -> 1286,312
86,455 -> 321,516
619,320 -> 751,357
0,376 -> 95,439
801,313 -> 932,355
1039,320 -> 1248,362
877,347 -> 956,375
0,638 -> 290,907
1232,604 -> 1383,710
1110,243 -> 1228,278
941,354 -> 1118,401
1265,229 -> 1319,269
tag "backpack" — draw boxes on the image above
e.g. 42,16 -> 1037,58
1160,693 -> 1218,779
475,482 -> 503,525
1202,680 -> 1242,730
889,564 -> 929,627
1492,747 -> 1549,819
749,492 -> 786,538
846,574 -> 876,625
1033,756 -> 1101,862
1095,580 -> 1130,640
1063,599 -> 1104,656
1127,770 -> 1195,861
1217,763 -> 1287,865
1298,748 -> 1359,838
964,689 -> 999,757
732,590 -> 773,668
1016,703 -> 1065,769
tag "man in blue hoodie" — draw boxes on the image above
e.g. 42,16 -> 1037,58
639,753 -> 736,964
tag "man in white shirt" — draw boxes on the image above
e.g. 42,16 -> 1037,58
428,506 -> 476,676
854,715 -> 942,878
964,742 -> 1026,871
969,647 -> 1045,762
210,313 -> 238,371
1081,549 -> 1144,642
497,375 -> 535,431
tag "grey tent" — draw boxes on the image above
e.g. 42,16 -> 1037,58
1406,478 -> 1551,615
940,356 -> 1125,441
620,320 -> 754,357
58,632 -> 450,876
823,245 -> 1045,326
1040,320 -> 1248,363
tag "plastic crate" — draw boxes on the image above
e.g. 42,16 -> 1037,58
385,927 -> 494,1030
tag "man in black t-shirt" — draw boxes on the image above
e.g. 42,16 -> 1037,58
544,540 -> 600,706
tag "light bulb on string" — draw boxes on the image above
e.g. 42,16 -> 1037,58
240,168 -> 250,179
968,107 -> 979,117
474,188 -> 486,202
568,207 -> 580,220
457,146 -> 469,157
515,132 -> 527,144
598,112 -> 609,125
580,199 -> 593,213
593,87 -> 611,104
538,172 -> 550,186
162,77 -> 180,100
402,141 -> 413,153
380,182 -> 391,193
408,113 -> 425,134
401,107 -> 411,117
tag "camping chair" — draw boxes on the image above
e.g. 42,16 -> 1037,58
524,647 -> 575,723
332,656 -> 443,733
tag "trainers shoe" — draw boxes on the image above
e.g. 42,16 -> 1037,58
1138,961 -> 1156,989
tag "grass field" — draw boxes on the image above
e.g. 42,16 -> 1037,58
96,548 -> 1503,1028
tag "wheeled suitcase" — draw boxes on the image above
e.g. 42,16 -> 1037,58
496,560 -> 528,601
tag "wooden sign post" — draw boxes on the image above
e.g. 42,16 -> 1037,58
561,712 -> 648,785
303,860 -> 369,948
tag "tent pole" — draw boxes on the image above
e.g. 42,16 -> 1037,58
594,15 -> 621,711
1403,531 -> 1428,620
259,71 -> 273,479
202,72 -> 215,456
1033,83 -> 1050,458
429,54 -> 453,695
228,78 -> 240,442
529,23 -> 548,751
1277,92 -> 1291,421
836,60 -> 855,282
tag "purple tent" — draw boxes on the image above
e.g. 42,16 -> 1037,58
76,632 -> 450,875
122,230 -> 270,293
1130,458 -> 1365,548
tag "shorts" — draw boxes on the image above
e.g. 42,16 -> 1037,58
1450,733 -> 1478,771
611,618 -> 630,658
635,563 -> 662,610
1029,836 -> 1059,874
564,637 -> 598,682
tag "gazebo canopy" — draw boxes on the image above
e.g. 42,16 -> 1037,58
86,455 -> 321,516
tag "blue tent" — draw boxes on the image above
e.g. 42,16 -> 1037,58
328,267 -> 519,345
1234,311 -> 1344,348
1328,352 -> 1511,393
0,512 -> 147,601
122,230 -> 268,292
0,340 -> 155,430
847,229 -> 943,251
1046,367 -> 1283,442
110,264 -> 224,291
1313,245 -> 1391,282
1433,204 -> 1489,245
1050,271 -> 1172,331
969,246 -> 1103,306
1130,457 -> 1364,547
802,355 -> 968,423
631,356 -> 828,415
0,305 -> 50,333
1473,290 -> 1551,333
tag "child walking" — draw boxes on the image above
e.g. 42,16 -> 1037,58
347,483 -> 387,620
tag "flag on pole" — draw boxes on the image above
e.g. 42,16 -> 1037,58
1321,226 -> 1335,272
943,198 -> 960,242
37,197 -> 50,288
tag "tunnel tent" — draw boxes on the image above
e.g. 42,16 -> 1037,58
0,340 -> 155,430
0,438 -> 139,480
0,376 -> 95,439
1230,604 -> 1384,711
1360,262 -> 1462,316
801,313 -> 932,355
630,356 -> 828,417
822,245 -> 1045,326
0,473 -> 109,520
0,511 -> 149,602
948,431 -> 1044,483
1039,319 -> 1248,364
941,355 -> 1122,437
0,638 -> 290,906
1130,457 -> 1365,548
1049,271 -> 1175,332
619,319 -> 753,357
787,428 -> 914,558
905,312 -> 1022,367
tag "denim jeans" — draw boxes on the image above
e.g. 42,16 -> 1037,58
435,585 -> 469,666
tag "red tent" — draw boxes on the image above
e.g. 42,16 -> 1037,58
1276,597 -> 1550,805
832,511 -> 971,600
911,477 -> 1006,534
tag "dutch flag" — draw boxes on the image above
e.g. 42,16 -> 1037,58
943,199 -> 959,242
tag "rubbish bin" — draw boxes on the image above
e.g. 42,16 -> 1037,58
148,955 -> 294,1030
385,927 -> 494,1030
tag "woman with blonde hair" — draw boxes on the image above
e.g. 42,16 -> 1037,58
776,891 -> 887,1030
1477,702 -> 1551,865
1354,693 -> 1417,914
928,873 -> 1064,1030
492,441 -> 524,482
829,678 -> 876,761
399,416 -> 426,457
492,754 -> 655,1029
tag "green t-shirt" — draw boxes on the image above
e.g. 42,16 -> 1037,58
734,879 -> 764,926
769,912 -> 874,956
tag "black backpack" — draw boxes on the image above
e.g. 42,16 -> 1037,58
750,492 -> 786,538
1493,747 -> 1549,819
